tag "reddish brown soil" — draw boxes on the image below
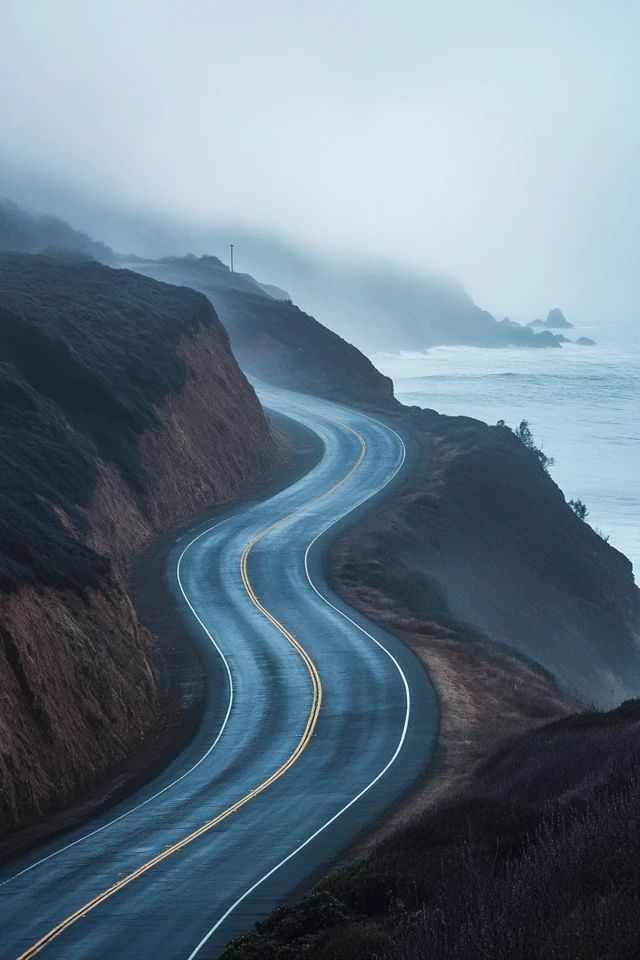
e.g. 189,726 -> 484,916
0,322 -> 280,839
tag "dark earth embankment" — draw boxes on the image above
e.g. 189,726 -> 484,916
0,252 -> 279,836
333,406 -> 640,709
123,255 -> 396,404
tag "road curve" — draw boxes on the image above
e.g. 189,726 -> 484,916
0,386 -> 437,960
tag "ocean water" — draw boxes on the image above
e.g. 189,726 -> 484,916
372,321 -> 640,575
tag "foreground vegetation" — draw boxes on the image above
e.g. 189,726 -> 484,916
224,700 -> 640,959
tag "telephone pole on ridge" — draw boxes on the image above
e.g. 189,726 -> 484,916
230,243 -> 234,273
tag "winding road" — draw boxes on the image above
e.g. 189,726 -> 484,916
0,386 -> 437,960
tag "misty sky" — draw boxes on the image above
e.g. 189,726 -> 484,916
1,1 -> 639,322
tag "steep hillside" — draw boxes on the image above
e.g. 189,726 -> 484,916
0,199 -> 114,263
121,237 -> 561,356
283,261 -> 562,353
0,199 -> 562,354
0,253 -> 278,833
332,408 -> 640,707
124,255 -> 395,404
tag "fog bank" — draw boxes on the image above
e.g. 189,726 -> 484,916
2,1 -> 639,324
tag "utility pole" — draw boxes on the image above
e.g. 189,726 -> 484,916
230,243 -> 234,273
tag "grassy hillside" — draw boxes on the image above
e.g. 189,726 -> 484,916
0,253 -> 219,494
333,407 -> 640,707
0,252 -> 278,834
0,253 -> 253,593
0,200 -> 563,354
18,201 -> 565,353
124,255 -> 396,404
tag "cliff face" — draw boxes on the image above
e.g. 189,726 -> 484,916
0,199 -> 564,354
278,262 -> 563,353
124,256 -> 395,404
332,408 -> 640,708
0,253 -> 278,833
0,579 -> 156,827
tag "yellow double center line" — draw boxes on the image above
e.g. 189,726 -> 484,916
18,416 -> 366,959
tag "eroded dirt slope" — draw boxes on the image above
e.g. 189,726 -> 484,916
0,253 -> 279,833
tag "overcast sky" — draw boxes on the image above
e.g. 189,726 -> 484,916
1,0 -> 638,322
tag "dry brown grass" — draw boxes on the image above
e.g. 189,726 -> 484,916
334,574 -> 574,855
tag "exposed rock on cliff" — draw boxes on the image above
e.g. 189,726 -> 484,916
0,253 -> 278,833
123,256 -> 395,404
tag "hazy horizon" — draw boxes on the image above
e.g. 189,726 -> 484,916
2,1 -> 639,326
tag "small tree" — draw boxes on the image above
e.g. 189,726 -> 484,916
513,420 -> 555,473
513,419 -> 535,447
568,498 -> 589,521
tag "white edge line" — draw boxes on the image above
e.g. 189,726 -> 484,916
0,390 -> 351,888
2,392 -> 412,959
186,402 -> 410,959
0,389 -> 356,889
0,515 -> 236,889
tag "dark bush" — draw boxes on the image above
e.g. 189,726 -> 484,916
568,497 -> 589,520
498,418 -> 555,473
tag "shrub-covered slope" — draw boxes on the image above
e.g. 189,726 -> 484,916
0,252 -> 278,833
124,255 -> 395,404
333,408 -> 640,707
0,199 -> 564,353
223,699 -> 640,960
